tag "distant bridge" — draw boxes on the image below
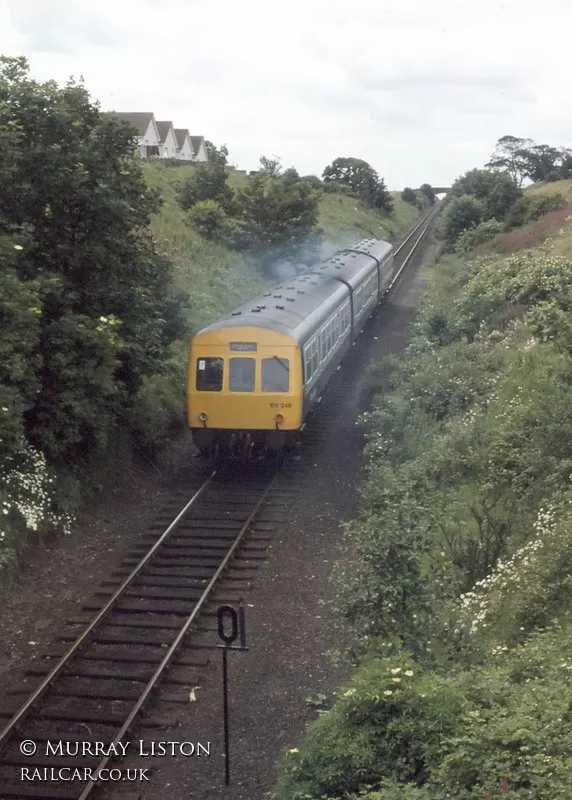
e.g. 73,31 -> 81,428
432,187 -> 451,194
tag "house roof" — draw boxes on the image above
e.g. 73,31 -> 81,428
115,112 -> 155,136
174,128 -> 191,149
190,136 -> 205,155
156,121 -> 175,144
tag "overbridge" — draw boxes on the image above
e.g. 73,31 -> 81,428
432,187 -> 451,194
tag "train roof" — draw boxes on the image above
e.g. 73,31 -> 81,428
196,238 -> 393,344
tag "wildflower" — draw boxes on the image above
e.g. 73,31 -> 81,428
383,690 -> 393,696
13,244 -> 23,250
390,668 -> 401,674
288,748 -> 299,755
392,677 -> 401,683
404,670 -> 414,677
343,688 -> 356,698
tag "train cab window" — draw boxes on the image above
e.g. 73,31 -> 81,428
229,358 -> 256,392
196,357 -> 223,391
262,358 -> 289,392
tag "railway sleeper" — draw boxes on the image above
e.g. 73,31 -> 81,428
92,586 -> 245,603
100,575 -> 251,590
43,643 -> 209,668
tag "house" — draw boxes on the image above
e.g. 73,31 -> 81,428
174,128 -> 193,161
115,112 -> 160,157
190,136 -> 208,162
156,121 -> 179,159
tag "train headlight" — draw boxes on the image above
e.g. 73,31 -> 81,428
199,412 -> 208,423
275,413 -> 284,424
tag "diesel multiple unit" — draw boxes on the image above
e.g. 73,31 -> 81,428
187,238 -> 394,461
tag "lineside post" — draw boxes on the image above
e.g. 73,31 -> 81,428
217,602 -> 248,786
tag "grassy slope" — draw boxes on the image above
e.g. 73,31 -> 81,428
274,180 -> 572,800
527,178 -> 572,258
142,162 -> 421,335
481,178 -> 572,260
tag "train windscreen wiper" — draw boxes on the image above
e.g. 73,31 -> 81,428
273,355 -> 289,372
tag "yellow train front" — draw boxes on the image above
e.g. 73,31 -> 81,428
188,238 -> 395,462
188,325 -> 302,461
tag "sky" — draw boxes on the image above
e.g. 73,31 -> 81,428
1,0 -> 571,189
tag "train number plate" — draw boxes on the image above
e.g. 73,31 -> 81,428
230,342 -> 257,351
269,402 -> 292,409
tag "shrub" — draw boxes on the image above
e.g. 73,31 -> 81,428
454,218 -> 502,254
505,192 -> 566,229
185,200 -> 234,242
274,655 -> 465,800
438,195 -> 485,251
401,187 -> 417,205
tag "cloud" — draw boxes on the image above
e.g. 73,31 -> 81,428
1,0 -> 571,187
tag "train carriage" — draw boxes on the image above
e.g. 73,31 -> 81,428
188,238 -> 394,461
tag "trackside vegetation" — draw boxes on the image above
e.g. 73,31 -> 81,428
0,58 -> 423,573
274,177 -> 572,798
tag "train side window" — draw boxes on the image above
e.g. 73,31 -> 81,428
229,358 -> 255,392
262,358 -> 289,392
303,345 -> 312,382
196,357 -> 223,391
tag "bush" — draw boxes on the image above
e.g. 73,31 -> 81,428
185,199 -> 234,242
505,192 -> 566,229
438,195 -> 485,251
401,187 -> 417,205
274,655 -> 465,800
454,218 -> 503,254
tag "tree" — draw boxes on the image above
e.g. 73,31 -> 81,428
520,144 -> 572,183
204,140 -> 228,166
447,169 -> 521,221
486,135 -> 534,186
232,169 -> 321,271
0,56 -> 183,466
259,154 -> 282,177
438,194 -> 485,251
186,200 -> 234,242
322,157 -> 393,212
419,184 -> 436,204
401,187 -> 417,205
176,161 -> 234,212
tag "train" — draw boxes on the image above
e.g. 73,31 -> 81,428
187,238 -> 395,463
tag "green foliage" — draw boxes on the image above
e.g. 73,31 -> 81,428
447,169 -> 522,220
176,160 -> 234,212
0,56 -> 186,563
438,194 -> 485,251
418,184 -> 436,205
276,202 -> 572,799
185,199 -> 234,242
204,140 -> 228,166
322,157 -> 394,212
453,218 -> 502,254
486,135 -> 534,186
232,169 -> 321,269
487,134 -> 572,184
259,154 -> 282,176
400,187 -> 417,205
300,174 -> 324,190
505,192 -> 566,229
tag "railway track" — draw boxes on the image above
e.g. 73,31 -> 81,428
0,466 -> 305,799
0,204 -> 439,799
